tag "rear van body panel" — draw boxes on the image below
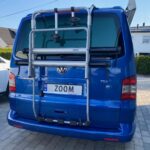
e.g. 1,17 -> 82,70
8,7 -> 136,142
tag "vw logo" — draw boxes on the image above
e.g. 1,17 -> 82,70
57,66 -> 68,74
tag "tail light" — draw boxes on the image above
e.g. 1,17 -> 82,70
9,72 -> 16,92
121,76 -> 137,100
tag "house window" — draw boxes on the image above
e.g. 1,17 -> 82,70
143,36 -> 150,43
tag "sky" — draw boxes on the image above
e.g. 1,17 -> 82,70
0,0 -> 149,29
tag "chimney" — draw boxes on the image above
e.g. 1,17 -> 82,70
137,24 -> 139,29
143,22 -> 145,27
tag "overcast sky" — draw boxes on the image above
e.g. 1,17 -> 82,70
0,0 -> 149,29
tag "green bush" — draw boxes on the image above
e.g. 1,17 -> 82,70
0,52 -> 12,60
136,56 -> 150,75
0,48 -> 12,60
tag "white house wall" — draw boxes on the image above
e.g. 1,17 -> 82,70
131,32 -> 150,54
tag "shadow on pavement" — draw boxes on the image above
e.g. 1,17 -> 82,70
0,95 -> 8,104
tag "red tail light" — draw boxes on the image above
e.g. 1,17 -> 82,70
121,76 -> 137,100
9,72 -> 16,92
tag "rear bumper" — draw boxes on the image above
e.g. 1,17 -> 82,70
8,110 -> 135,142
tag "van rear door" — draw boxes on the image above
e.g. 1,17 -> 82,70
15,10 -> 125,129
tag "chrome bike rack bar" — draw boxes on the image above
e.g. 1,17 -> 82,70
33,61 -> 86,67
54,8 -> 58,35
32,48 -> 87,54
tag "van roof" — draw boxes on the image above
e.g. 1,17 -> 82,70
23,7 -> 125,21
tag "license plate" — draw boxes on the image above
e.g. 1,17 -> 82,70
44,84 -> 82,96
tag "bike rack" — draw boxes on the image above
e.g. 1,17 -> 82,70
28,0 -> 136,126
28,6 -> 95,126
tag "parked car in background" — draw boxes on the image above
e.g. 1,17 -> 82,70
0,57 -> 10,69
0,56 -> 10,95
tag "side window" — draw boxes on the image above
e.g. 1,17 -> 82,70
91,14 -> 120,48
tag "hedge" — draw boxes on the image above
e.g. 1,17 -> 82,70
0,48 -> 12,60
136,56 -> 150,75
0,52 -> 12,60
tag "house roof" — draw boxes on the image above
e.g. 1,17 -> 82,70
0,27 -> 16,46
131,26 -> 150,33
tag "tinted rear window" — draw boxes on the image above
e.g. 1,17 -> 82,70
15,13 -> 121,59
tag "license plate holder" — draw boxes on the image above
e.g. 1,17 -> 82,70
44,84 -> 82,96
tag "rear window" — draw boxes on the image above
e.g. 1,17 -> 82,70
15,13 -> 121,59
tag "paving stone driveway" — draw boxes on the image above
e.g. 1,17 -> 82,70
0,76 -> 150,150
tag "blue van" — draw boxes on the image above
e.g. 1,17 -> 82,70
8,3 -> 137,142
